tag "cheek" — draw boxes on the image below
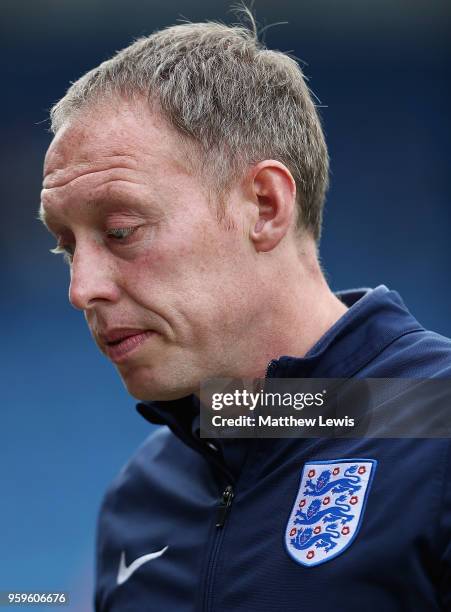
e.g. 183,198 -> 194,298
119,220 -> 253,323
123,224 -> 224,289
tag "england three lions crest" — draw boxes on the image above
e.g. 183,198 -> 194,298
285,458 -> 377,567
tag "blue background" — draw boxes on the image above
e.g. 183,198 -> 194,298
1,1 -> 449,609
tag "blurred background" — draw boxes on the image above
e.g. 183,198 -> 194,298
1,0 -> 450,609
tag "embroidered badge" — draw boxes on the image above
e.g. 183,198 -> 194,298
285,458 -> 377,567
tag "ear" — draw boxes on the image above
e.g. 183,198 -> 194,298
248,160 -> 296,253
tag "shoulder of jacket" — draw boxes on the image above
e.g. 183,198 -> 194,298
374,327 -> 451,377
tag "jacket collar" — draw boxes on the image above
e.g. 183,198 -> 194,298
266,284 -> 423,379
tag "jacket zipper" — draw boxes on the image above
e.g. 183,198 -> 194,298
203,484 -> 235,611
202,364 -> 266,610
215,485 -> 234,527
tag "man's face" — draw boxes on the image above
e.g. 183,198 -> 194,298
41,99 -> 261,400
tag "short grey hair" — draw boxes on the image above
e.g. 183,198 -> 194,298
50,16 -> 329,241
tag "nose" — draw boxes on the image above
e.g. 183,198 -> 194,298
69,243 -> 121,310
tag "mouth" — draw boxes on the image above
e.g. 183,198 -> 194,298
100,328 -> 157,363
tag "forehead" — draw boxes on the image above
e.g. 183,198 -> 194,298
43,98 -> 191,185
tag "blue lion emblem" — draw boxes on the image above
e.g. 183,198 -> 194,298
290,524 -> 340,553
304,465 -> 361,496
294,495 -> 354,526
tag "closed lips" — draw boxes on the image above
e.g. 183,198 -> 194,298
101,329 -> 157,362
106,331 -> 145,345
101,328 -> 152,344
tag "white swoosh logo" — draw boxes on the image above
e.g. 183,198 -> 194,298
117,546 -> 168,585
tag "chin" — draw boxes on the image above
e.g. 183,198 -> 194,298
120,368 -> 197,402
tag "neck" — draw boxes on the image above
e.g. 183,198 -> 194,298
232,238 -> 348,379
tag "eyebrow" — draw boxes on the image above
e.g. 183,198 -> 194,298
38,203 -> 67,228
37,208 -> 69,239
38,206 -> 48,226
38,205 -> 56,231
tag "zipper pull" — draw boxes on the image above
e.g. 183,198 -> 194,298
216,485 -> 234,528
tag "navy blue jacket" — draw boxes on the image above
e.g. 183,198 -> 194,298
95,286 -> 451,611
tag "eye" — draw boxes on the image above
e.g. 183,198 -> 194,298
106,227 -> 136,240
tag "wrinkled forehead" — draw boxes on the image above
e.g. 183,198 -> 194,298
43,98 -> 190,181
